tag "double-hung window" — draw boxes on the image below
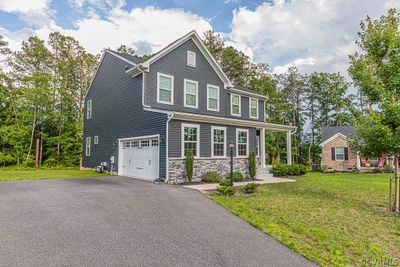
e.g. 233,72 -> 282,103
182,124 -> 200,157
335,147 -> 345,161
212,126 -> 226,157
86,100 -> 92,119
157,73 -> 174,104
184,79 -> 198,108
249,98 -> 259,119
236,129 -> 248,157
86,137 -> 91,156
207,84 -> 219,111
231,94 -> 241,116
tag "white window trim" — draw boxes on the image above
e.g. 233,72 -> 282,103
86,100 -> 92,119
207,84 -> 220,112
335,147 -> 345,161
187,50 -> 196,67
211,126 -> 226,158
183,79 -> 198,109
94,135 -> 98,144
236,128 -> 249,158
249,98 -> 259,119
231,94 -> 241,116
157,72 -> 174,105
181,123 -> 200,158
86,137 -> 91,156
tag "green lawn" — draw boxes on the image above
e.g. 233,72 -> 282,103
0,167 -> 109,181
212,172 -> 400,267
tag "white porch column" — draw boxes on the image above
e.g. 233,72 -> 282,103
286,131 -> 292,165
261,128 -> 266,168
356,152 -> 361,171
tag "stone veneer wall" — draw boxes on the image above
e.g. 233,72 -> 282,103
167,157 -> 261,184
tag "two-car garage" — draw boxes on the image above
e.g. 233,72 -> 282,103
118,136 -> 160,180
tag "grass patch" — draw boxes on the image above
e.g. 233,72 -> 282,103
0,167 -> 109,181
211,172 -> 400,266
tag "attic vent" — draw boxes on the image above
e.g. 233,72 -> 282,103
187,50 -> 196,67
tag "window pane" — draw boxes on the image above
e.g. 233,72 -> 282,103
251,108 -> 258,117
160,89 -> 171,102
186,94 -> 196,106
251,99 -> 258,108
232,95 -> 239,105
213,129 -> 224,143
208,87 -> 218,98
209,99 -> 217,109
184,142 -> 197,157
185,81 -> 196,94
213,144 -> 224,156
184,127 -> 197,141
159,76 -> 171,90
232,105 -> 240,114
238,144 -> 247,156
336,147 -> 344,154
238,131 -> 247,144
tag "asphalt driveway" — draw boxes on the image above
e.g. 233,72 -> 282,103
0,176 -> 314,266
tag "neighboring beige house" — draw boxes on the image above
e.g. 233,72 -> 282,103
321,126 -> 396,172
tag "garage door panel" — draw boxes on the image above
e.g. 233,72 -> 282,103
120,138 -> 159,180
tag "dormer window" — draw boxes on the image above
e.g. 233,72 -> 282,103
187,51 -> 196,67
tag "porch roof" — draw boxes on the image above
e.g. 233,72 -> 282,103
172,111 -> 296,132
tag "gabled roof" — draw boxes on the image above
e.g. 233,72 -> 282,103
320,126 -> 356,146
126,30 -> 233,88
109,50 -> 145,65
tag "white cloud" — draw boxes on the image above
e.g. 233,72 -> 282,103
272,57 -> 316,74
229,0 -> 396,74
0,0 -> 52,26
1,5 -> 212,56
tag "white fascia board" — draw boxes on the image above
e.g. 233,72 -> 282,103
320,133 -> 348,147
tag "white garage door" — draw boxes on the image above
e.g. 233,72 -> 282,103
120,138 -> 159,180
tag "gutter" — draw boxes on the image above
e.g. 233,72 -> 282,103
164,112 -> 174,183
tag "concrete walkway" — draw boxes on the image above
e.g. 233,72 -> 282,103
183,173 -> 295,193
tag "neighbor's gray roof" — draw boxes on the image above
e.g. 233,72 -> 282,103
111,50 -> 145,65
321,126 -> 355,143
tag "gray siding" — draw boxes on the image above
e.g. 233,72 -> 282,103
168,120 -> 257,158
145,39 -> 264,121
83,52 -> 168,178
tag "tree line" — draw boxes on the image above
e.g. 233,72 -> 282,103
0,9 -> 398,174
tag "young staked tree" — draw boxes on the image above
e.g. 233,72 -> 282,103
348,9 -> 400,213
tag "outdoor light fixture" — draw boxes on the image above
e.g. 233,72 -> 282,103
229,141 -> 235,186
160,136 -> 165,144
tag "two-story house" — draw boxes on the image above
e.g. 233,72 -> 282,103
83,31 -> 296,184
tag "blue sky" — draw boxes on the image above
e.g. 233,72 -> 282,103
0,0 -> 398,74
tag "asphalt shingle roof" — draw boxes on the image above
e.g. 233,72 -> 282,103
321,126 -> 355,143
111,50 -> 145,65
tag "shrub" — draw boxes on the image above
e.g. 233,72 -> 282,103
43,157 -> 58,167
272,164 -> 289,176
243,183 -> 258,194
248,150 -> 257,180
273,164 -> 307,176
23,157 -> 35,168
185,149 -> 194,182
219,179 -> 231,186
217,185 -> 236,196
225,171 -> 244,182
202,171 -> 222,183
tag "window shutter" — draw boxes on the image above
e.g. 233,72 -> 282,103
331,147 -> 336,161
344,147 -> 349,160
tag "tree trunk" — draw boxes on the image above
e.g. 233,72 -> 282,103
35,138 -> 40,167
395,154 -> 400,213
27,106 -> 37,159
39,136 -> 43,166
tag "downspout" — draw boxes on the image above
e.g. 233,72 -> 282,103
164,112 -> 174,183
